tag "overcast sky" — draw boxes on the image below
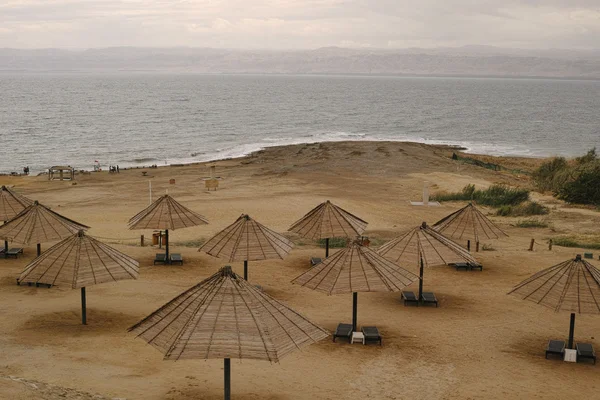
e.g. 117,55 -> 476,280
1,0 -> 599,49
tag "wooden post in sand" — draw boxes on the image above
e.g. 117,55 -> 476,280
475,241 -> 480,252
548,239 -> 553,251
467,240 -> 471,252
140,235 -> 144,247
528,238 -> 535,251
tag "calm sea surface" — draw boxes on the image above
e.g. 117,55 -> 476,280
1,73 -> 599,174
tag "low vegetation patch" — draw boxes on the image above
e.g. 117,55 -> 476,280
496,201 -> 549,217
317,237 -> 350,248
172,239 -> 205,247
514,219 -> 549,228
432,184 -> 530,207
551,236 -> 600,250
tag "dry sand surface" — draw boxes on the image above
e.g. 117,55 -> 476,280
1,141 -> 599,399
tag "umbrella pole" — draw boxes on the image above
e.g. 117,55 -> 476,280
568,313 -> 576,349
419,257 -> 424,303
224,358 -> 231,400
325,238 -> 329,258
244,260 -> 248,280
37,243 -> 41,257
3,240 -> 7,259
165,229 -> 169,264
352,292 -> 358,332
81,287 -> 87,325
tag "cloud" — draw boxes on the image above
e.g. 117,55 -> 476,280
0,0 -> 598,49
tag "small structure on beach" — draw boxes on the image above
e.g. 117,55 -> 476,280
410,182 -> 440,207
289,200 -> 368,257
18,230 -> 139,325
48,166 -> 75,181
292,238 -> 418,332
0,200 -> 89,256
433,202 -> 507,250
129,265 -> 328,400
129,194 -> 208,264
508,255 -> 600,351
199,214 -> 293,280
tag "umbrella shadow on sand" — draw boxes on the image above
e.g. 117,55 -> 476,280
17,309 -> 140,340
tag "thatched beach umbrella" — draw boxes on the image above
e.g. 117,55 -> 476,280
129,194 -> 208,264
377,222 -> 481,302
0,200 -> 88,256
0,185 -> 33,254
289,200 -> 368,257
199,214 -> 293,280
18,230 -> 139,324
508,255 -> 600,349
433,202 -> 507,251
292,239 -> 418,331
129,265 -> 328,400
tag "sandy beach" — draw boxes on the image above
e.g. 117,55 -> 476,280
1,141 -> 599,400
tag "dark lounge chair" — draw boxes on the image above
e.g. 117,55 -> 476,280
333,323 -> 353,343
6,248 -> 23,259
545,340 -> 565,360
470,263 -> 483,271
310,257 -> 322,267
154,253 -> 166,265
453,262 -> 470,271
401,291 -> 419,306
576,343 -> 596,364
362,326 -> 382,346
421,292 -> 439,307
170,253 -> 183,265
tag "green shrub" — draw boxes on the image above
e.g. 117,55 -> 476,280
556,162 -> 600,206
533,148 -> 600,206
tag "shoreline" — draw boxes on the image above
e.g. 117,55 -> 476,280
11,139 -> 552,177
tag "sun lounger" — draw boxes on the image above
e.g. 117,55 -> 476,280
576,343 -> 596,364
170,253 -> 183,265
310,257 -> 322,267
154,253 -> 166,265
469,263 -> 483,271
453,262 -> 470,271
401,291 -> 419,306
361,326 -> 382,346
6,248 -> 23,259
421,292 -> 439,307
333,323 -> 353,343
545,340 -> 565,360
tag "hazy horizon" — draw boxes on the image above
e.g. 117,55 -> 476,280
1,1 -> 599,50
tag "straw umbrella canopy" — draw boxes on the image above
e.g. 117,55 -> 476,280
129,265 -> 328,400
0,185 -> 33,221
433,202 -> 507,250
0,185 -> 34,254
18,230 -> 139,324
507,254 -> 600,349
377,222 -> 481,301
292,239 -> 418,331
0,200 -> 89,256
128,194 -> 208,264
288,200 -> 368,257
199,214 -> 294,280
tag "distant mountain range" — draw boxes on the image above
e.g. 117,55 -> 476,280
1,46 -> 600,78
